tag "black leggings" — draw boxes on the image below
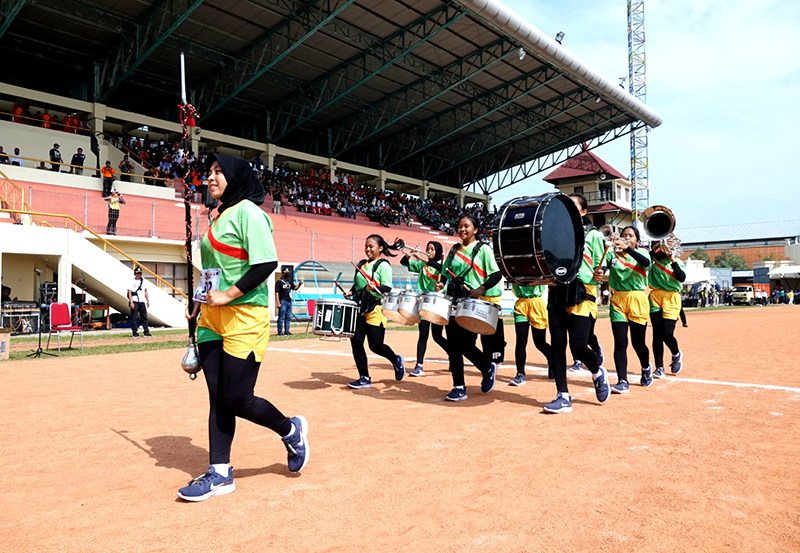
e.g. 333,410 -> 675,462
548,307 -> 600,394
416,319 -> 447,365
611,321 -> 650,382
514,321 -> 551,375
445,317 -> 490,387
650,311 -> 679,368
481,318 -> 506,364
107,209 -> 119,235
199,341 -> 291,465
679,305 -> 687,326
350,317 -> 397,378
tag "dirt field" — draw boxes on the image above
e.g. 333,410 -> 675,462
2,306 -> 799,552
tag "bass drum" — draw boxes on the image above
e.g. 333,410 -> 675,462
491,193 -> 583,286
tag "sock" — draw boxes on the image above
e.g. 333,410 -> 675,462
455,385 -> 465,390
558,391 -> 570,400
211,463 -> 230,477
283,423 -> 297,439
592,370 -> 603,381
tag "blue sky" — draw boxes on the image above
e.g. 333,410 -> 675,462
489,0 -> 800,229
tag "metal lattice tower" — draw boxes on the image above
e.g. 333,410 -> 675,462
628,0 -> 649,225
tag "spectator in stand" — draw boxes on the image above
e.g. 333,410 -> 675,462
10,148 -> 23,167
41,109 -> 52,129
49,143 -> 62,171
143,168 -> 156,186
272,185 -> 282,214
51,114 -> 61,131
0,146 -> 9,165
119,155 -> 133,182
101,160 -> 116,197
70,148 -> 85,175
105,190 -> 125,235
12,101 -> 24,123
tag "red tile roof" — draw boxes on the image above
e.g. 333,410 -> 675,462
588,202 -> 631,214
543,144 -> 626,183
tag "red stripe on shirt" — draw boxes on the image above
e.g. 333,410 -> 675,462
208,225 -> 249,260
423,266 -> 438,280
454,248 -> 487,279
615,253 -> 647,277
583,253 -> 593,264
654,260 -> 674,278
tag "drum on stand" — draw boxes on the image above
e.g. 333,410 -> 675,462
312,298 -> 359,340
381,292 -> 408,325
397,292 -> 421,325
491,193 -> 583,286
454,298 -> 501,335
418,292 -> 453,325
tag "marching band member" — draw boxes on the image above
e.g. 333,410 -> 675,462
509,283 -> 552,385
344,234 -> 405,389
435,215 -> 501,401
180,154 -> 308,502
543,194 -> 610,414
604,225 -> 653,393
649,241 -> 686,377
400,241 -> 448,376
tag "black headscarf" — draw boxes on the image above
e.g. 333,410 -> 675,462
207,153 -> 264,213
427,240 -> 444,263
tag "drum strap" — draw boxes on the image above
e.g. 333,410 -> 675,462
444,242 -> 484,298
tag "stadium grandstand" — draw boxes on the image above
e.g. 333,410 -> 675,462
681,220 -> 800,267
0,0 -> 662,330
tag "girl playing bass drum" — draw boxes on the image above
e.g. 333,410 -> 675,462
435,215 -> 501,401
400,241 -> 448,376
344,234 -> 405,389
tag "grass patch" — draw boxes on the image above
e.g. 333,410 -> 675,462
10,328 -> 188,345
7,340 -> 188,361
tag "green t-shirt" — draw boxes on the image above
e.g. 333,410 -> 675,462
354,258 -> 393,299
408,258 -> 440,293
441,241 -> 500,292
513,284 -> 545,298
200,200 -> 278,307
606,247 -> 650,291
649,256 -> 685,292
579,228 -> 605,285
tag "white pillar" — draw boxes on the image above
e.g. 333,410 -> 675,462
57,253 -> 71,305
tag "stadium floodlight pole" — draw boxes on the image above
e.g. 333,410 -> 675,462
179,51 -> 201,380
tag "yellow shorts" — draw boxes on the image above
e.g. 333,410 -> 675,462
514,297 -> 548,329
610,290 -> 649,325
649,288 -> 682,320
480,295 -> 501,304
566,283 -> 598,319
364,304 -> 388,327
197,303 -> 271,362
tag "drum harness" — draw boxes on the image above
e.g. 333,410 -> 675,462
443,242 -> 485,300
352,258 -> 389,315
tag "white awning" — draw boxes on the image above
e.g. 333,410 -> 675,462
769,265 -> 800,279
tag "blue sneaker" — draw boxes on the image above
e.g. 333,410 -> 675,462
640,364 -> 653,387
282,416 -> 309,473
596,345 -> 604,366
670,351 -> 683,374
654,367 -> 666,379
508,373 -> 526,386
593,367 -> 610,403
347,376 -> 372,389
445,386 -> 468,401
394,355 -> 405,381
542,393 -> 572,413
569,359 -> 583,372
177,466 -> 235,502
611,380 -> 630,394
481,362 -> 497,393
409,364 -> 425,377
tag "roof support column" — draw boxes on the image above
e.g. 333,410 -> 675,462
378,171 -> 386,192
266,144 -> 276,172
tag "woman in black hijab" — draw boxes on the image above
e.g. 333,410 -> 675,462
400,240 -> 448,376
179,154 -> 309,502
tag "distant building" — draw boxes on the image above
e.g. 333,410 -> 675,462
680,220 -> 800,266
543,144 -> 633,231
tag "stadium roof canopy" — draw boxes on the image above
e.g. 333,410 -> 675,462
0,0 -> 662,195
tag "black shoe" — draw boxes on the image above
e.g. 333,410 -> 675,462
132,334 -> 140,338
143,332 -> 152,337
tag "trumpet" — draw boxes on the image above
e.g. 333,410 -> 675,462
599,225 -> 629,251
395,238 -> 428,258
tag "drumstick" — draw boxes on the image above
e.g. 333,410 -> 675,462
334,280 -> 347,296
446,268 -> 472,291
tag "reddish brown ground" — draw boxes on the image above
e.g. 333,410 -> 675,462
2,306 -> 799,552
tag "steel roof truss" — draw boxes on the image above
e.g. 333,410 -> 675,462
97,0 -> 206,102
0,0 -> 28,41
271,2 -> 467,140
330,36 -> 516,156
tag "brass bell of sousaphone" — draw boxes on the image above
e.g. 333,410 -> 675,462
181,341 -> 202,380
641,205 -> 676,240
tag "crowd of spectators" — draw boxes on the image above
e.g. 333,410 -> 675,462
8,100 -> 89,134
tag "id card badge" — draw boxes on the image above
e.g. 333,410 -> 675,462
194,268 -> 222,303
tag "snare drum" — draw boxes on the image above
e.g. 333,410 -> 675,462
491,193 -> 583,286
418,292 -> 453,325
313,298 -> 358,339
454,298 -> 501,335
381,292 -> 408,324
397,291 -> 421,325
